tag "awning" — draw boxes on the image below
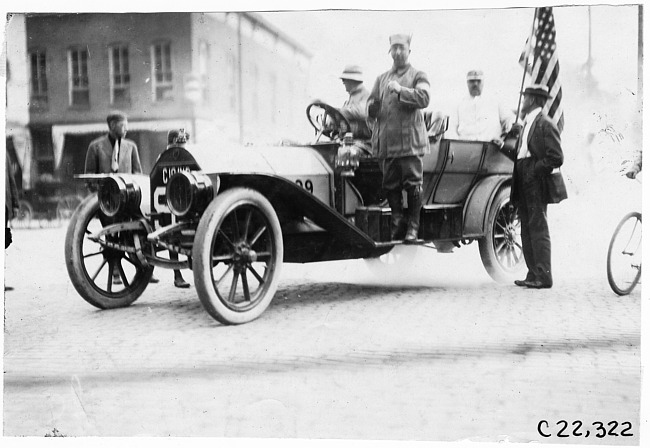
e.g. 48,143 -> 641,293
51,119 -> 193,170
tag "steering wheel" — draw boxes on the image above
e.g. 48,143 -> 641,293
306,101 -> 351,142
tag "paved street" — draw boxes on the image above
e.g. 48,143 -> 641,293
3,178 -> 643,444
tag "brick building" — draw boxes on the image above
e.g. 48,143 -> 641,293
12,12 -> 311,189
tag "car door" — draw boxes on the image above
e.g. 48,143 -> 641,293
424,139 -> 487,205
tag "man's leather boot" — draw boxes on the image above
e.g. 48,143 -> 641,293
404,185 -> 422,244
386,189 -> 406,241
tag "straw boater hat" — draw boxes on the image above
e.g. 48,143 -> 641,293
339,65 -> 364,82
522,83 -> 550,98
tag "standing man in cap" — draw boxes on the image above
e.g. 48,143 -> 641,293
367,33 -> 431,243
151,129 -> 193,288
84,111 -> 158,285
454,70 -> 515,144
506,84 -> 565,289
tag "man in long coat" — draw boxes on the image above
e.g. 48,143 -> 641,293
84,112 -> 156,284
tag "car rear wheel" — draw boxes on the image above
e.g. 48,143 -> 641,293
194,188 -> 283,325
479,185 -> 525,283
65,195 -> 153,309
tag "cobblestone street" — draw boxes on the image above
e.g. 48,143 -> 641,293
3,179 -> 644,444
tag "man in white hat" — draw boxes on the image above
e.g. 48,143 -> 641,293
454,70 -> 514,144
367,33 -> 431,243
338,64 -> 371,140
507,84 -> 566,289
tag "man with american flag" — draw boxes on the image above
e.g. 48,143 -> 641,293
505,7 -> 568,289
507,84 -> 566,289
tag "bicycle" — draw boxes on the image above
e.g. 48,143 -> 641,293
606,166 -> 642,295
607,211 -> 642,295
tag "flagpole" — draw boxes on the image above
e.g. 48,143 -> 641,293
516,8 -> 539,121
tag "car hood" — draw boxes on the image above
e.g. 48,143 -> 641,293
186,143 -> 332,177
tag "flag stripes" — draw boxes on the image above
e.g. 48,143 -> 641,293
520,7 -> 565,133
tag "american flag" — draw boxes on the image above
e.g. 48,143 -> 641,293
519,7 -> 565,133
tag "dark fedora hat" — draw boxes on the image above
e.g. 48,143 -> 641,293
522,83 -> 550,98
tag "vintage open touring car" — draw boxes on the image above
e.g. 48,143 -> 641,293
65,101 -> 524,324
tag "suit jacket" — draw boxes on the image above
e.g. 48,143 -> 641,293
84,135 -> 142,174
508,112 -> 565,205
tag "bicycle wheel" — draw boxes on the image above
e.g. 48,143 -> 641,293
607,212 -> 642,295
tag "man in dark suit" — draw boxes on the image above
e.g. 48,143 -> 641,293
506,84 -> 565,289
85,111 -> 142,176
84,112 -> 159,284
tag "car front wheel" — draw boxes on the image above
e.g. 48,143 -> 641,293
479,185 -> 525,283
64,195 -> 153,309
193,188 -> 283,325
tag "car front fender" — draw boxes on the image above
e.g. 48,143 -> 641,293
217,173 -> 383,261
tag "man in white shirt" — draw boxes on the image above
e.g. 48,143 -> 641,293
454,70 -> 514,145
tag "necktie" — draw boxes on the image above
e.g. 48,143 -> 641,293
111,139 -> 119,172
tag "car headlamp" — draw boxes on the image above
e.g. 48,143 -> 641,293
166,171 -> 214,218
98,176 -> 142,217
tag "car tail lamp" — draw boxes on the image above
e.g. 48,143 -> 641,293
166,171 -> 213,218
98,176 -> 142,217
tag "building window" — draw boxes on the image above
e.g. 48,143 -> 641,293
109,44 -> 130,104
67,47 -> 90,107
29,49 -> 48,107
198,41 -> 209,104
151,41 -> 173,101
